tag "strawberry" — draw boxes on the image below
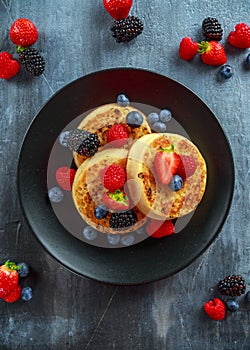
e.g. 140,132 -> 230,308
2,285 -> 21,303
176,155 -> 197,179
102,190 -> 130,211
0,260 -> 20,298
106,123 -> 129,147
103,164 -> 126,192
10,18 -> 38,47
179,37 -> 199,60
56,167 -> 76,191
198,41 -> 227,66
103,0 -> 132,20
154,146 -> 181,185
146,219 -> 175,238
228,23 -> 250,49
0,52 -> 20,80
204,298 -> 226,321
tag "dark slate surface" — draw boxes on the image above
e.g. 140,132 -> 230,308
0,1 -> 249,349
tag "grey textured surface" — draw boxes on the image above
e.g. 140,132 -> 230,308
0,0 -> 250,349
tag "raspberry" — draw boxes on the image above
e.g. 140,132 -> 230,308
103,164 -> 126,192
0,52 -> 20,80
56,167 -> 76,191
204,298 -> 226,321
106,124 -> 129,147
179,37 -> 199,60
228,23 -> 250,49
146,219 -> 175,238
217,275 -> 246,297
103,0 -> 132,21
111,16 -> 143,43
177,155 -> 197,179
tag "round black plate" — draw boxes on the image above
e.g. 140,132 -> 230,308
17,68 -> 234,285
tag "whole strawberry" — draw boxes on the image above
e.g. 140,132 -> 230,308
0,52 -> 20,80
228,23 -> 250,49
56,167 -> 76,191
198,41 -> 227,66
146,219 -> 175,238
0,260 -> 20,299
154,146 -> 181,185
10,18 -> 38,47
204,298 -> 226,321
103,0 -> 132,20
179,37 -> 199,61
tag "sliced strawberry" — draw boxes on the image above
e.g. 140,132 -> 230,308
176,155 -> 197,179
102,190 -> 130,211
146,219 -> 175,238
154,146 -> 181,185
2,284 -> 21,303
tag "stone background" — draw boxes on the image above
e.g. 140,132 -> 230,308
0,0 -> 249,349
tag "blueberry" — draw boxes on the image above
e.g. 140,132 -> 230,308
21,286 -> 33,301
168,175 -> 183,191
107,233 -> 120,245
159,109 -> 172,123
219,64 -> 234,79
48,187 -> 64,203
147,112 -> 159,125
58,130 -> 70,147
246,54 -> 250,67
94,205 -> 109,219
135,227 -> 145,235
117,94 -> 130,107
152,121 -> 167,133
121,234 -> 135,246
17,262 -> 30,278
126,111 -> 143,128
226,299 -> 239,312
82,226 -> 98,240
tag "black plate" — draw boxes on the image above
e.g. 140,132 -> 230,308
17,68 -> 234,285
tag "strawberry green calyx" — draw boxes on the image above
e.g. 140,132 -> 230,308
109,190 -> 128,205
16,45 -> 27,54
4,260 -> 20,271
160,144 -> 174,153
198,41 -> 210,54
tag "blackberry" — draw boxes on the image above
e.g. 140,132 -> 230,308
202,17 -> 223,41
18,47 -> 45,76
217,275 -> 246,297
66,129 -> 100,157
111,16 -> 143,43
110,210 -> 137,230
